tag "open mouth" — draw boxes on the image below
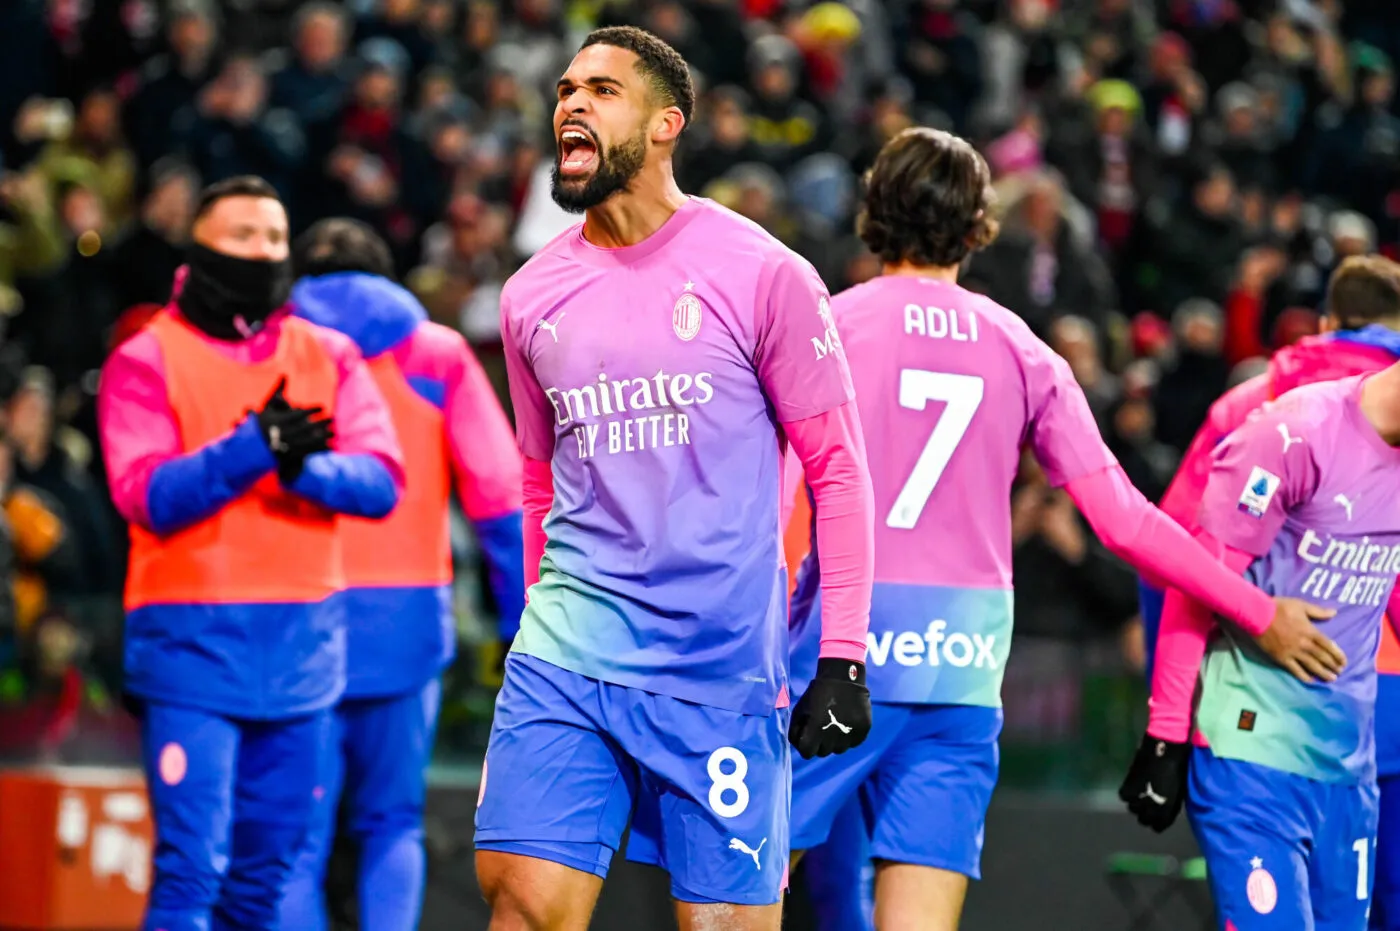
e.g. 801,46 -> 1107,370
558,126 -> 599,178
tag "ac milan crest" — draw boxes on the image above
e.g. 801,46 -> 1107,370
673,283 -> 702,341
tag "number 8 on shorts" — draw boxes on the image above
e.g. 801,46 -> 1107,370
708,747 -> 750,819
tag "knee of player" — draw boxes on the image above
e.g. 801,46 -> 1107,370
475,857 -> 562,929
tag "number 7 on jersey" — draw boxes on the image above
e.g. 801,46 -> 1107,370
886,370 -> 985,530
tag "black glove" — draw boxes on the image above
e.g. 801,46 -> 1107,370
1118,733 -> 1191,833
254,377 -> 335,483
788,658 -> 872,759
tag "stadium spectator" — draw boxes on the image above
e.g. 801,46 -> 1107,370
0,608 -> 135,763
270,3 -> 354,129
30,86 -> 138,234
125,0 -> 221,170
0,433 -> 76,637
7,367 -> 123,597
110,160 -> 199,310
173,53 -> 306,201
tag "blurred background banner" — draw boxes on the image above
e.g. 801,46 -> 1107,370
0,0 -> 1396,926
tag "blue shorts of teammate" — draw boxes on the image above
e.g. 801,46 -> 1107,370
141,702 -> 330,931
1370,675 -> 1400,929
279,680 -> 442,931
1187,746 -> 1378,931
790,702 -> 1002,879
475,654 -> 790,906
1138,578 -> 1165,684
1373,774 -> 1400,930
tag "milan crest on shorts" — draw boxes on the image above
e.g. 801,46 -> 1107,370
673,289 -> 702,342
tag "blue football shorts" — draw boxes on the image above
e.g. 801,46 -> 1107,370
1188,746 -> 1378,931
790,701 -> 1002,879
475,654 -> 790,906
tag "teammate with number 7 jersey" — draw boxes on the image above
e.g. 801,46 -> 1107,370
786,127 -> 1341,931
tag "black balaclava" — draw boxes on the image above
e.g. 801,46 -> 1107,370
177,242 -> 293,340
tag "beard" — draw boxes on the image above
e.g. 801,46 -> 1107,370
551,128 -> 648,213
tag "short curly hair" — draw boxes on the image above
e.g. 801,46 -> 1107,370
857,128 -> 999,269
580,26 -> 695,130
1326,254 -> 1400,329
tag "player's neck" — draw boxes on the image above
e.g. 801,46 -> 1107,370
583,167 -> 688,249
882,261 -> 959,283
1359,364 -> 1400,446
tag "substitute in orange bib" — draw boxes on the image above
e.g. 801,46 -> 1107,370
278,219 -> 524,931
98,176 -> 405,931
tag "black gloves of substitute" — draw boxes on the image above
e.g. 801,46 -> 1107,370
788,658 -> 873,759
254,377 -> 334,483
1119,733 -> 1192,833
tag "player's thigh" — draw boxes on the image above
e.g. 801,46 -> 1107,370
1311,779 -> 1379,931
234,710 -> 332,829
475,655 -> 635,881
618,690 -> 790,907
141,703 -> 240,885
340,680 -> 442,836
873,862 -> 967,931
789,703 -> 901,853
865,704 -> 1002,880
1187,749 -> 1313,930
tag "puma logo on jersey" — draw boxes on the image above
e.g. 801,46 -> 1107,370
1277,423 -> 1304,453
537,313 -> 565,343
1335,493 -> 1358,521
822,710 -> 851,734
729,837 -> 766,870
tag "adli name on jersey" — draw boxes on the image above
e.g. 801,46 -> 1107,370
1237,466 -> 1281,519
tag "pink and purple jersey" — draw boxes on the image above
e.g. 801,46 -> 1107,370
1193,376 -> 1400,783
792,276 -> 1114,705
500,198 -> 855,716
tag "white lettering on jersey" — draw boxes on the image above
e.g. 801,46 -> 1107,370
545,369 -> 716,460
1296,528 -> 1400,608
865,620 -> 998,669
902,304 -> 980,342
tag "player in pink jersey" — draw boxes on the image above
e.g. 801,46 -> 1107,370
1119,371 -> 1400,930
1125,257 -> 1400,930
1139,255 -> 1400,681
786,127 -> 1341,931
475,27 -> 877,931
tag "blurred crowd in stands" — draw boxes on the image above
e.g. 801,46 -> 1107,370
0,0 -> 1395,776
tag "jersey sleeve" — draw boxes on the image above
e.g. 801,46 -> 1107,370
753,253 -> 855,424
1197,404 -> 1321,557
1022,339 -> 1117,487
500,292 -> 558,461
